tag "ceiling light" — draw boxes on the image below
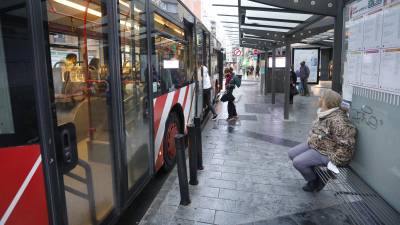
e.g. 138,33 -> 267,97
54,0 -> 102,17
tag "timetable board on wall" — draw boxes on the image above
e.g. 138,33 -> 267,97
342,0 -> 400,101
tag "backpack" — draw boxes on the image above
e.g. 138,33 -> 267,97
233,75 -> 241,88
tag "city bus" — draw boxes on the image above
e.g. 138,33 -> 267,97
0,1 -> 223,225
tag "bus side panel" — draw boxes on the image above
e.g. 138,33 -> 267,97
0,145 -> 49,225
153,83 -> 195,171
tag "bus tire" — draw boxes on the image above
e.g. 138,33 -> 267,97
162,111 -> 181,172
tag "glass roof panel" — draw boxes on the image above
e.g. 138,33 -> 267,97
217,17 -> 239,22
212,0 -> 237,6
246,10 -> 313,21
241,25 -> 290,32
241,0 -> 280,8
243,33 -> 261,37
245,18 -> 299,28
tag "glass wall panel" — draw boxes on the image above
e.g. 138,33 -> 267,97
118,0 -> 150,189
44,1 -> 115,224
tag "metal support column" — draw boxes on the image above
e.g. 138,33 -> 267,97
264,50 -> 268,95
175,134 -> 190,205
284,42 -> 291,120
332,0 -> 344,93
271,47 -> 276,104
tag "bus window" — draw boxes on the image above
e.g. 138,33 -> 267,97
152,14 -> 187,96
0,3 -> 39,147
119,0 -> 151,189
0,24 -> 14,135
44,1 -> 115,225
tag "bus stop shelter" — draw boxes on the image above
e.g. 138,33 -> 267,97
213,0 -> 344,119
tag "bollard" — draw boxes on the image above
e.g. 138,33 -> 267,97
187,124 -> 198,185
194,117 -> 204,170
175,134 -> 191,205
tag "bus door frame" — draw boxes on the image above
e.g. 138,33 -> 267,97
26,1 -> 69,224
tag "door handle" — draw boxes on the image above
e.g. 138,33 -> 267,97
57,122 -> 78,173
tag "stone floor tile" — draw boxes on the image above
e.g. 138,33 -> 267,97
198,170 -> 222,179
206,178 -> 236,189
190,186 -> 220,198
213,211 -> 253,225
205,158 -> 225,165
174,206 -> 215,224
189,196 -> 237,213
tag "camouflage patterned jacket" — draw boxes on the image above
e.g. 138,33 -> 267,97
307,109 -> 357,166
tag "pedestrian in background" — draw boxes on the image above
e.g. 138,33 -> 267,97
222,68 -> 237,121
256,64 -> 260,78
289,66 -> 298,104
299,61 -> 310,96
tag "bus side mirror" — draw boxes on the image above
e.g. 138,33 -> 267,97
57,122 -> 78,173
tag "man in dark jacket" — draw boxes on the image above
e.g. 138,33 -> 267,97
299,61 -> 310,96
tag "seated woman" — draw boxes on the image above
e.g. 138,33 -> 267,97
288,90 -> 357,192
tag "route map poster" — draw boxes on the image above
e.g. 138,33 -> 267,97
342,0 -> 400,101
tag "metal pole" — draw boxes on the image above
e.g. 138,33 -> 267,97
264,50 -> 268,95
284,42 -> 291,120
187,124 -> 198,185
175,134 -> 190,205
194,117 -> 204,170
332,0 -> 344,93
271,47 -> 276,104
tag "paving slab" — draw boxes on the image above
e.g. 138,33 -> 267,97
139,79 -> 347,225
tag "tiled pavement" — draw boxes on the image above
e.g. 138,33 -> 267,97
139,79 -> 351,225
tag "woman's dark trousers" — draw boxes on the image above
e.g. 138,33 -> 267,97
228,100 -> 237,118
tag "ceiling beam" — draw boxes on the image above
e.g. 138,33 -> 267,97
221,21 -> 239,24
288,15 -> 325,35
305,41 -> 333,48
288,24 -> 334,42
212,4 -> 238,7
240,23 -> 334,43
247,0 -> 338,17
217,14 -> 238,17
241,28 -> 286,41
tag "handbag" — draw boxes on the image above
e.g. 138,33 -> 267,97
290,85 -> 299,95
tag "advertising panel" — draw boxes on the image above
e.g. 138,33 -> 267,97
293,48 -> 320,83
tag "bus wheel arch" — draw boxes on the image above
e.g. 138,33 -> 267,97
162,104 -> 184,171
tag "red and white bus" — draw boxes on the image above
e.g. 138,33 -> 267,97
0,1 -> 223,225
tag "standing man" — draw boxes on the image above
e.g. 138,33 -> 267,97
299,61 -> 310,96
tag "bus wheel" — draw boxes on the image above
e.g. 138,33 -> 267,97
163,111 -> 180,171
